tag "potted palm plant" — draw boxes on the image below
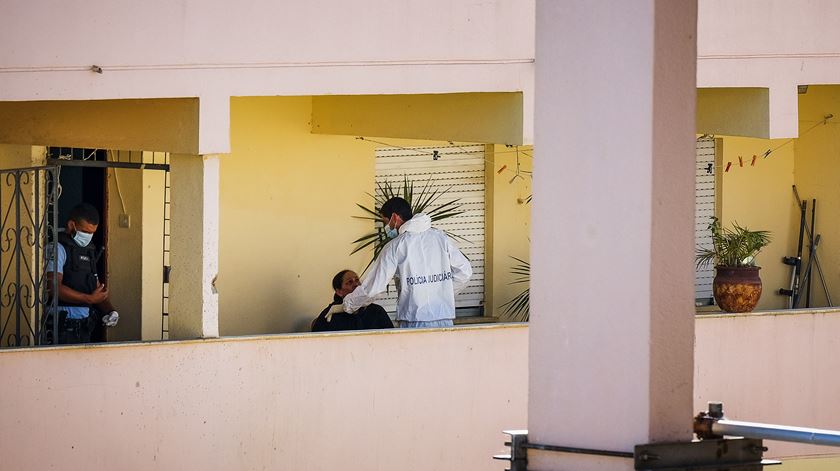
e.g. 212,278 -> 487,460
351,175 -> 465,271
696,217 -> 771,313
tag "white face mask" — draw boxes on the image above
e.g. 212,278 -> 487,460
73,231 -> 93,247
384,215 -> 399,239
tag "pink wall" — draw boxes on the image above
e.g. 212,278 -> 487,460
697,0 -> 840,137
530,2 -> 696,469
698,0 -> 840,57
0,325 -> 527,471
695,309 -> 840,459
4,312 -> 840,468
0,0 -> 534,102
0,0 -> 536,151
1,1 -> 533,67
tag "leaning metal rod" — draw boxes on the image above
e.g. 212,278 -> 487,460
521,442 -> 634,459
792,185 -> 832,305
712,419 -> 840,447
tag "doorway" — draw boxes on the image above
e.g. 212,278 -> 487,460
49,148 -> 109,281
46,148 -> 170,343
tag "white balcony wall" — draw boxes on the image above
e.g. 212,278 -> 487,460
4,312 -> 840,468
696,309 -> 840,461
0,325 -> 527,471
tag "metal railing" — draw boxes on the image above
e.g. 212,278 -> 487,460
496,402 -> 840,470
0,165 -> 59,347
696,401 -> 840,447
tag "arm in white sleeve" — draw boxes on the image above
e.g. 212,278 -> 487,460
343,244 -> 399,313
447,239 -> 472,294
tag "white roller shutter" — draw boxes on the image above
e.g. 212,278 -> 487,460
695,138 -> 716,303
374,144 -> 485,315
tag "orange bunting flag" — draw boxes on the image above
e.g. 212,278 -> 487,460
725,162 -> 732,172
497,165 -> 507,174
738,156 -> 744,167
751,155 -> 757,166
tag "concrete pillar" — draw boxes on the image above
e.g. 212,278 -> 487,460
530,2 -> 697,470
168,154 -> 220,339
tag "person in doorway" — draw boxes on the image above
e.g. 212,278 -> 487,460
342,197 -> 472,328
311,269 -> 393,332
45,203 -> 119,344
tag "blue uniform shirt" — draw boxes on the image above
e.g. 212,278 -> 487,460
46,243 -> 91,319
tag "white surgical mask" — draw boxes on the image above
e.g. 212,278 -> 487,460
384,214 -> 400,239
73,231 -> 93,247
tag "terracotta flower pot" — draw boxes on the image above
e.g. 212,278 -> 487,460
713,266 -> 762,313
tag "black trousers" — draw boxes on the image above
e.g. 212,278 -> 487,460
58,315 -> 92,344
44,309 -> 101,345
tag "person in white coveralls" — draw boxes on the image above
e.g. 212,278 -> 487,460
342,197 -> 472,328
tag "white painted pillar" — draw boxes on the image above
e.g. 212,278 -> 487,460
530,2 -> 697,470
168,154 -> 220,339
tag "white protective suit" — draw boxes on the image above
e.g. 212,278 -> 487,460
343,213 -> 472,322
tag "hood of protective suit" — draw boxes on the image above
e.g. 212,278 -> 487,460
399,213 -> 431,235
343,211 -> 472,322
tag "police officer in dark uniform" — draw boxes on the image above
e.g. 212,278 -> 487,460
46,203 -> 119,344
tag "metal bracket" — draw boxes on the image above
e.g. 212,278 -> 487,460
493,430 -> 528,471
492,429 -> 635,470
495,429 -> 781,471
635,438 -> 781,470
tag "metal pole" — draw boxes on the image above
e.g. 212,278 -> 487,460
794,235 -> 821,308
807,199 -> 816,307
713,419 -> 840,447
793,185 -> 832,305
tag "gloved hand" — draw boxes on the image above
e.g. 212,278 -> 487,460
102,311 -> 119,327
325,304 -> 345,322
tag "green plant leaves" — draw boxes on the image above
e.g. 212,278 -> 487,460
352,174 -> 467,273
695,216 -> 772,268
500,256 -> 530,322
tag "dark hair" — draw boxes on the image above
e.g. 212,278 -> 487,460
68,203 -> 100,226
332,270 -> 352,291
380,197 -> 413,221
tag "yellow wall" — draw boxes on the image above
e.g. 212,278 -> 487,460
718,136 -> 796,310
141,168 -> 165,341
101,152 -> 168,342
221,96 -> 527,334
697,88 -> 770,138
0,99 -> 199,154
105,165 -> 144,341
0,95 -> 528,338
486,145 -> 532,319
794,85 -> 840,307
220,97 -> 373,335
312,93 -> 524,145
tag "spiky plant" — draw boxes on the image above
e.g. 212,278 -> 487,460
351,175 -> 465,272
695,217 -> 771,269
499,256 -> 530,322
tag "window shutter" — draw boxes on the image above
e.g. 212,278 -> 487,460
695,138 -> 716,303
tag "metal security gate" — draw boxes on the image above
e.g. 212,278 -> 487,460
0,165 -> 59,347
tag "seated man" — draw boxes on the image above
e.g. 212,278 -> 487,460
312,270 -> 393,332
